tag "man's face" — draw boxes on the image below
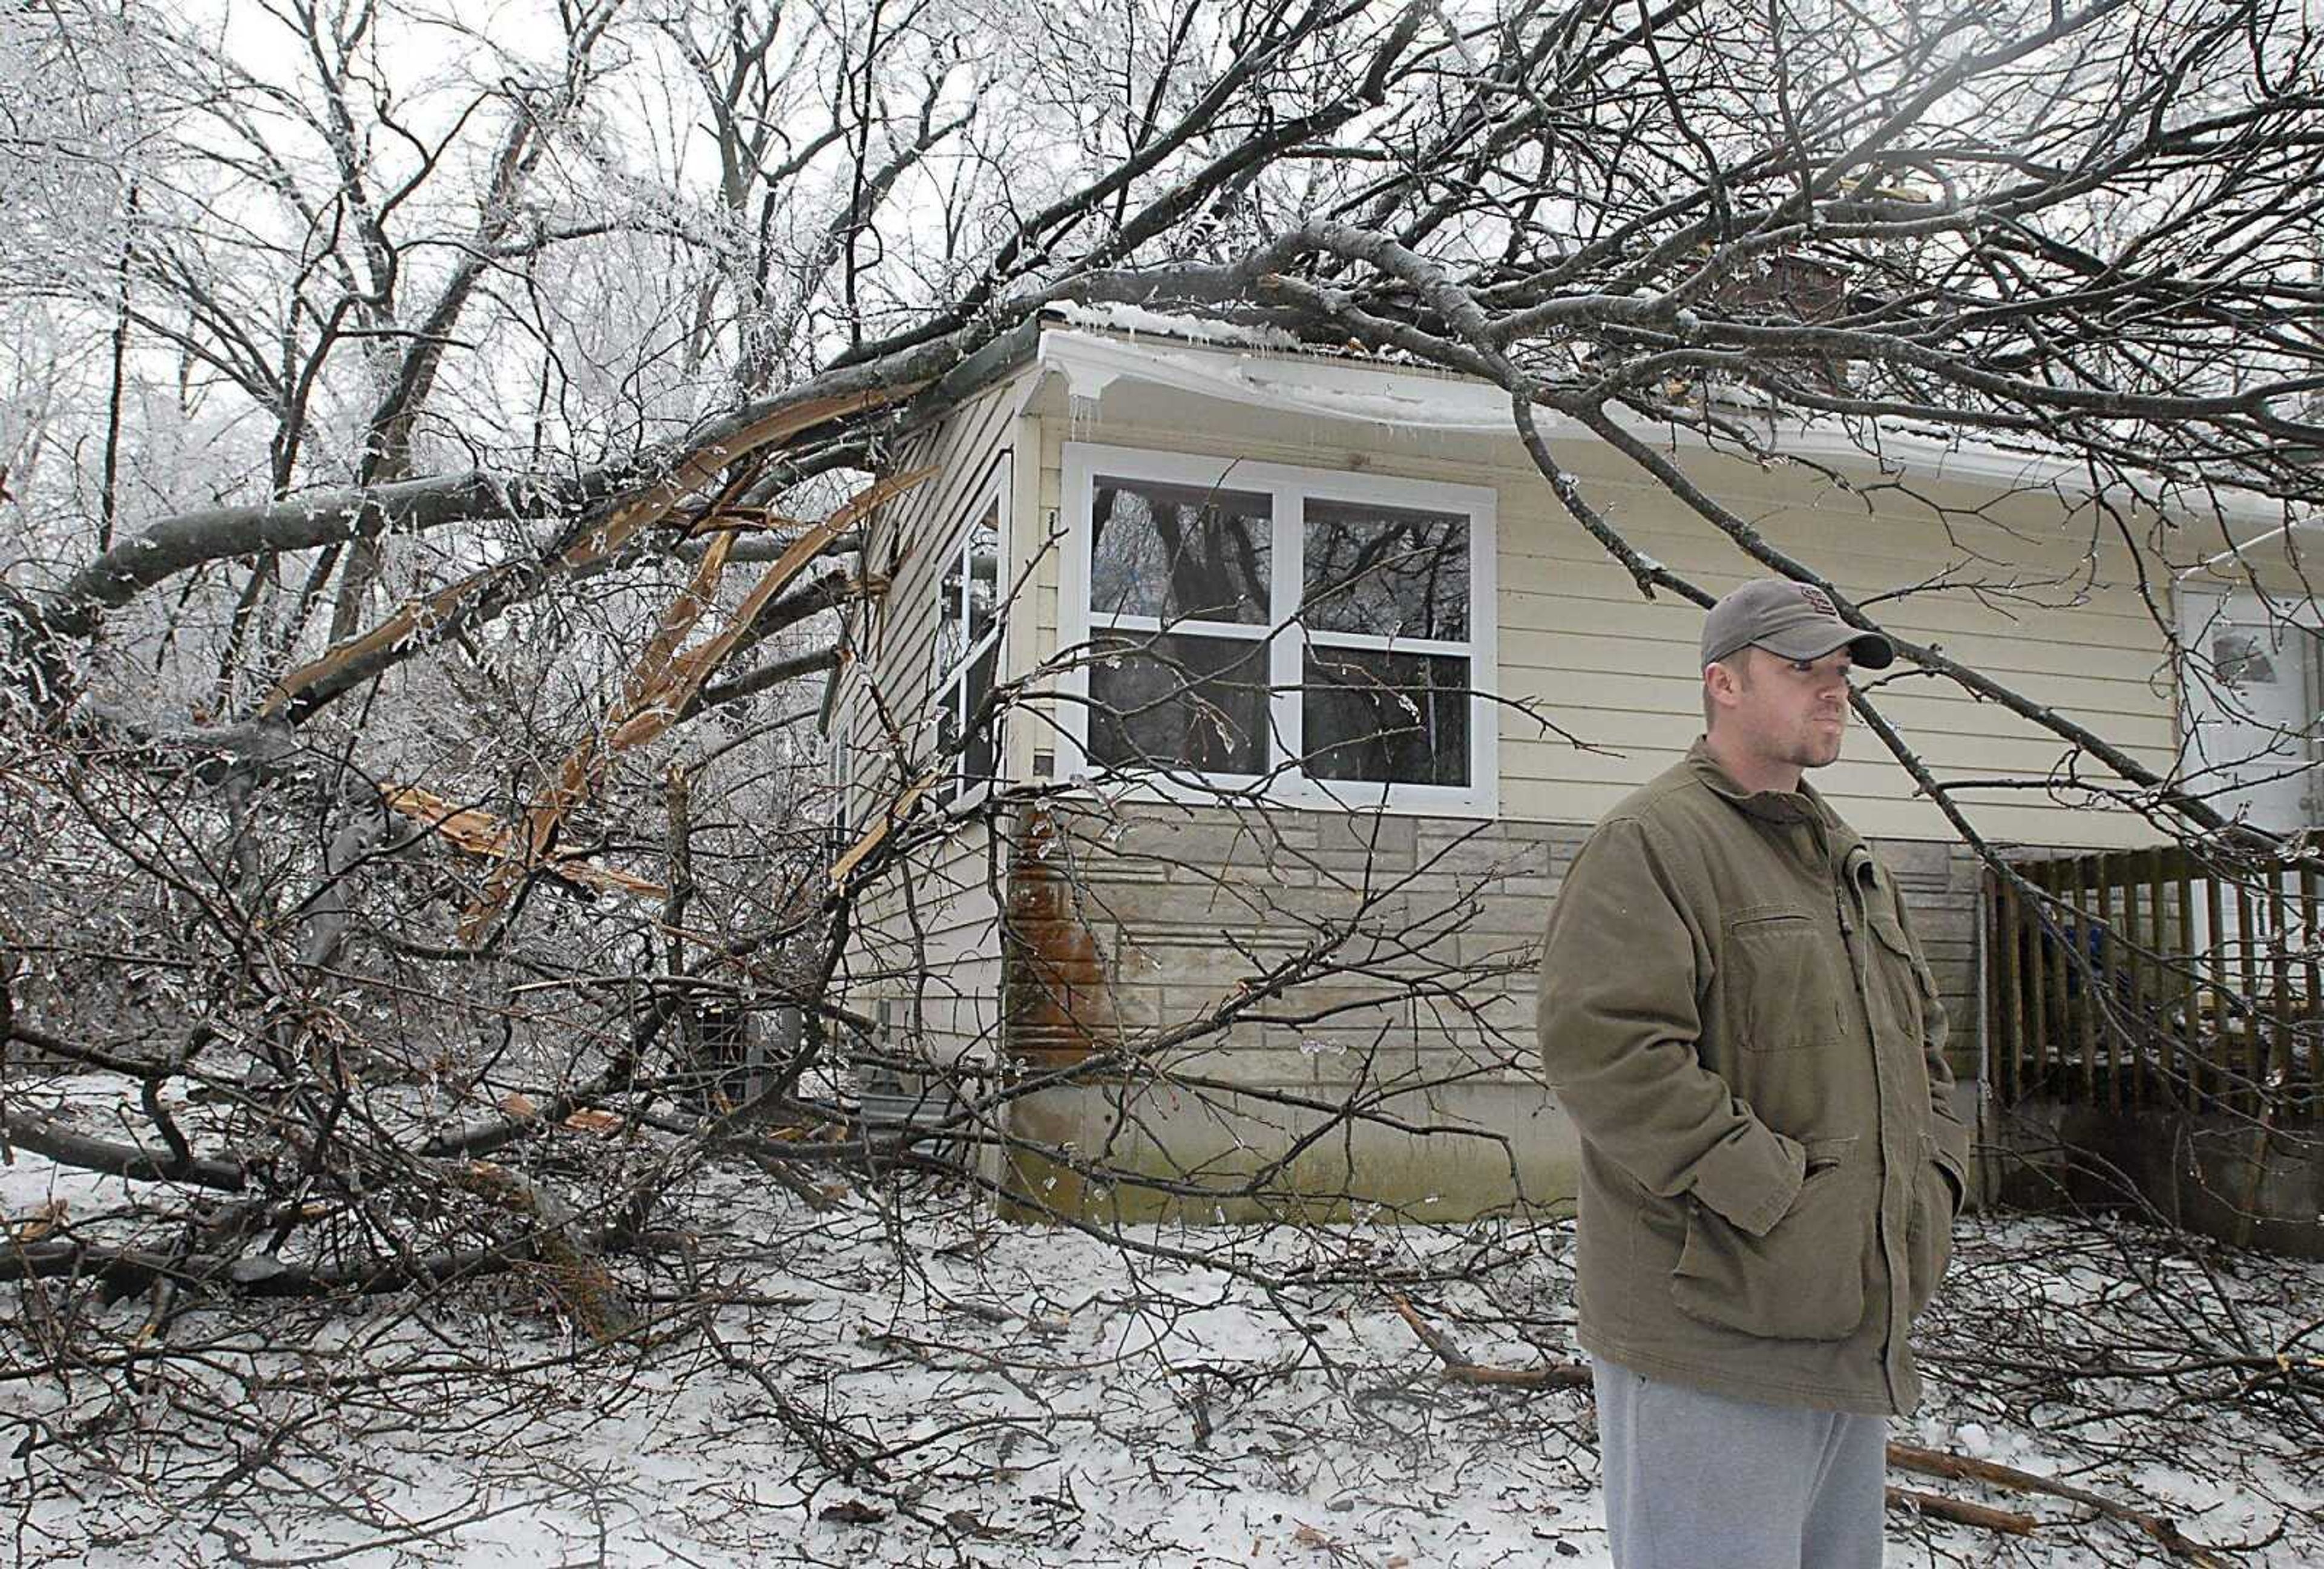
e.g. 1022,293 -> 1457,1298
1717,646 -> 1854,774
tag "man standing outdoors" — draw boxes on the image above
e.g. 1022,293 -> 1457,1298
1537,579 -> 1972,1568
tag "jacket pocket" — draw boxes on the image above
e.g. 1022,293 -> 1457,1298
1671,1136 -> 1868,1341
1905,1133 -> 1958,1321
1724,905 -> 1845,1053
1865,884 -> 1941,1039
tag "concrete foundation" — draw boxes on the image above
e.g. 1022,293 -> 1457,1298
1001,1077 -> 1583,1223
1986,1097 -> 2324,1258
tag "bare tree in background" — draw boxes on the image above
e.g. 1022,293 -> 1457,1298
2,0 -> 2322,1555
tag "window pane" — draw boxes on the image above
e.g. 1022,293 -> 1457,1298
1301,499 -> 1469,640
1089,631 -> 1269,775
935,583 -> 967,683
2213,629 -> 2279,689
934,675 -> 962,795
962,642 -> 999,786
937,499 -> 1002,685
966,504 -> 1001,647
1091,476 -> 1271,625
1302,647 -> 1470,786
934,642 -> 1002,801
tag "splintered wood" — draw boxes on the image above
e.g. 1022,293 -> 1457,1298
258,381 -> 917,720
828,769 -> 943,888
453,464 -> 934,942
333,381 -> 927,944
381,785 -> 666,900
260,564 -> 505,718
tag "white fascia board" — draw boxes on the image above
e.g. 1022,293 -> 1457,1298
1031,325 -> 2308,534
1035,326 -> 1514,433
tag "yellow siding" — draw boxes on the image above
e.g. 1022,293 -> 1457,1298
1030,409 -> 2180,849
836,381 -> 1022,1066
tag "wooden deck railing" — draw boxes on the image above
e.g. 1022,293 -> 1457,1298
1989,846 -> 2320,1124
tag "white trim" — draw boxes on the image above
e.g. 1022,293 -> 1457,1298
1276,629 -> 1472,657
1058,441 -> 1500,818
931,452 -> 1013,806
1003,411 -> 1045,784
1098,612 -> 1276,641
828,703 -> 853,837
932,452 -> 1013,690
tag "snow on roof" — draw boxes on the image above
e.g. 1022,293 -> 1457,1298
1045,300 -> 1308,352
1035,321 -> 1513,435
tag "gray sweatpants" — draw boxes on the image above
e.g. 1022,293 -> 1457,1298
1592,1358 -> 1887,1568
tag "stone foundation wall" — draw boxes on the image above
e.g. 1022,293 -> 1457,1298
1987,1099 -> 2323,1258
997,798 -> 1988,1220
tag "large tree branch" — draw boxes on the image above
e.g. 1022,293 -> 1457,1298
1,1109 -> 249,1192
25,289 -> 1018,654
0,1235 -> 552,1297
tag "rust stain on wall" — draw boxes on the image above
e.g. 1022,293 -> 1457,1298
1002,803 -> 1115,1069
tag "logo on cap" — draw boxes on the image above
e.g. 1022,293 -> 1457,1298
1798,585 -> 1837,617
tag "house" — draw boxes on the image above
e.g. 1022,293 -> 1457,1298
824,310 -> 2319,1223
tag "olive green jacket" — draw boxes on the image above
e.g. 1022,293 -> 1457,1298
1537,743 -> 1972,1415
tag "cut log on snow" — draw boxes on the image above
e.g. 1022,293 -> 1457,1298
450,1160 -> 637,1341
1886,1442 -> 2228,1565
1884,1485 -> 2038,1534
0,1235 -> 547,1298
1,1109 -> 249,1192
1388,1292 -> 1592,1389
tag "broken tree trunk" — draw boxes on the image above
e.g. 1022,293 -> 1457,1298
454,464 -> 934,944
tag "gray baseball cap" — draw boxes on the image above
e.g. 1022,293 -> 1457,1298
1701,579 -> 1894,669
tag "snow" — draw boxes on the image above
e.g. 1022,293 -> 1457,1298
5,1145 -> 2320,1567
1045,301 -> 1305,352
1037,324 -> 1516,435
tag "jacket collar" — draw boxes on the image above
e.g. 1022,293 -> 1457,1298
1685,738 -> 1851,837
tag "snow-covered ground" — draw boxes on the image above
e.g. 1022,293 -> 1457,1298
4,1148 -> 2319,1567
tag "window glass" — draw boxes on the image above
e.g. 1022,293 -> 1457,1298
935,587 -> 967,683
1091,477 -> 1271,625
1088,631 -> 1270,775
934,483 -> 1006,803
937,500 -> 1000,677
1071,449 -> 1487,800
961,642 -> 1000,786
1301,646 -> 1471,787
965,505 -> 1000,647
829,709 -> 852,835
936,640 -> 1002,795
1301,499 -> 1469,640
2213,630 -> 2279,689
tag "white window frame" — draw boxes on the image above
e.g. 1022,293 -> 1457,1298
828,702 -> 853,838
1057,441 -> 1498,818
930,455 -> 1012,805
